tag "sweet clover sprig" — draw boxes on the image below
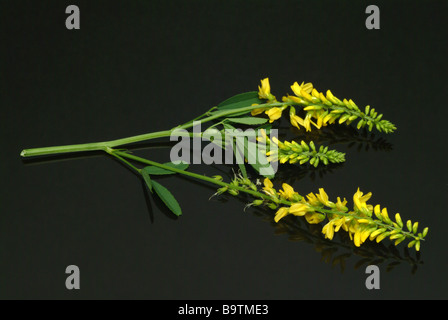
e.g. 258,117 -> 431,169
20,77 -> 428,252
252,78 -> 396,134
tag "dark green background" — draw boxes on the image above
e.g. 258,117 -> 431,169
1,0 -> 447,299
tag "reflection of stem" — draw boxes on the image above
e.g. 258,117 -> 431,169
20,102 -> 290,157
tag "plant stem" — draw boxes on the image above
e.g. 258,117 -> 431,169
112,149 -> 273,200
20,102 -> 290,158
107,149 -> 142,174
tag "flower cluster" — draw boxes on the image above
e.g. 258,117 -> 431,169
253,78 -> 396,134
244,178 -> 428,251
257,129 -> 345,167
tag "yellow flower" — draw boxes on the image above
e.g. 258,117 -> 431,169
289,106 -> 305,130
290,115 -> 305,129
305,212 -> 325,224
306,192 -> 321,206
303,113 -> 319,132
314,110 -> 328,128
291,81 -> 313,96
258,78 -> 275,101
279,183 -> 297,200
333,217 -> 350,232
274,207 -> 290,223
283,95 -> 307,105
265,107 -> 283,123
316,188 -> 331,206
353,227 -> 362,247
335,197 -> 348,212
322,220 -> 335,240
251,103 -> 265,116
262,177 -> 276,197
289,203 -> 309,216
353,188 -> 372,212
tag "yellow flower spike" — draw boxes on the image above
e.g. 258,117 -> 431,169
265,107 -> 283,123
289,203 -> 309,216
274,207 -> 290,223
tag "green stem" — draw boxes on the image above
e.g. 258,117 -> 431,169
20,102 -> 290,158
107,150 -> 142,174
112,150 -> 273,200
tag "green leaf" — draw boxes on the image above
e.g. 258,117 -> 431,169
217,91 -> 263,110
227,117 -> 268,125
151,180 -> 182,216
142,162 -> 189,175
141,170 -> 153,193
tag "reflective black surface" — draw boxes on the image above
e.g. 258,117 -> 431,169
1,0 -> 447,299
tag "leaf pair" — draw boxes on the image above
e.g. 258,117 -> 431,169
141,162 -> 188,217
